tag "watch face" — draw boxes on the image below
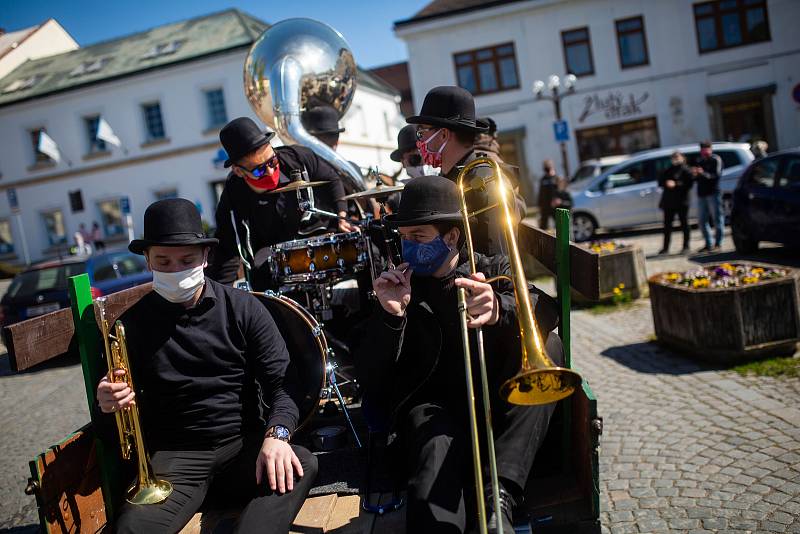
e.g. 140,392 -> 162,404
275,426 -> 290,439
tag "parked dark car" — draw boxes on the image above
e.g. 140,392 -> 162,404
0,250 -> 152,327
731,149 -> 800,253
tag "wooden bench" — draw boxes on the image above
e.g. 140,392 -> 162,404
9,210 -> 602,533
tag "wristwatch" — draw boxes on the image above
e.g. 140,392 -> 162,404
265,425 -> 291,442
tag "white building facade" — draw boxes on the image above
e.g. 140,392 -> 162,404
0,10 -> 402,263
395,0 -> 800,201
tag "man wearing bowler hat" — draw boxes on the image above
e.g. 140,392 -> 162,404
407,86 -> 526,255
207,116 -> 355,290
353,176 -> 562,534
96,198 -> 317,533
391,124 -> 434,181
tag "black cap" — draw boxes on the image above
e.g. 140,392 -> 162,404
219,117 -> 276,168
407,86 -> 488,133
129,198 -> 217,255
390,125 -> 418,162
385,175 -> 464,226
302,105 -> 345,135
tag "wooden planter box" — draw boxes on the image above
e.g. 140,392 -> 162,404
574,245 -> 648,302
649,265 -> 800,363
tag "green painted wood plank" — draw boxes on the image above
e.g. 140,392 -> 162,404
68,274 -> 120,522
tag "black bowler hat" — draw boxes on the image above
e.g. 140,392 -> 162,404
301,105 -> 345,135
219,117 -> 276,168
407,86 -> 488,133
129,198 -> 218,255
385,175 -> 464,227
390,125 -> 418,162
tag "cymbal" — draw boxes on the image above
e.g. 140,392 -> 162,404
268,181 -> 329,194
340,184 -> 404,201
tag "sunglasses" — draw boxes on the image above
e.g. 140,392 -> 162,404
238,153 -> 279,178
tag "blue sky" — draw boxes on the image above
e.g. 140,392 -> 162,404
1,0 -> 431,68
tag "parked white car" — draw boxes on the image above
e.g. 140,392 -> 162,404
570,155 -> 630,183
568,142 -> 754,241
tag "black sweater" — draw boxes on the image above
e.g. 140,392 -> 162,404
100,280 -> 300,450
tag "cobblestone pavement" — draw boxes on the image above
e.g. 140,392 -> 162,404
0,228 -> 798,532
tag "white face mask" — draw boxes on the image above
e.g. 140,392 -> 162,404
151,264 -> 206,303
404,164 -> 438,180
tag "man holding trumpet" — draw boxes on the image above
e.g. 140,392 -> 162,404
95,198 -> 317,533
354,176 -> 564,534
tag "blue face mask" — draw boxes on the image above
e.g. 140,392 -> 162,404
402,236 -> 452,276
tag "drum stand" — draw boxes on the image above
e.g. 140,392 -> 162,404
304,283 -> 363,449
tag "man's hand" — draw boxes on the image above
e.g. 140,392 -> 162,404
374,262 -> 412,317
665,179 -> 676,189
691,166 -> 702,176
338,212 -> 357,233
256,438 -> 304,494
454,273 -> 500,328
97,369 -> 135,413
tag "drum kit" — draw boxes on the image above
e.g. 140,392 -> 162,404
243,178 -> 405,447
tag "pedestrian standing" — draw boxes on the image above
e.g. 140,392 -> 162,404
691,141 -> 724,252
658,151 -> 694,255
538,160 -> 559,230
92,221 -> 106,253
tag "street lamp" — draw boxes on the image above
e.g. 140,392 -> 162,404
533,74 -> 577,179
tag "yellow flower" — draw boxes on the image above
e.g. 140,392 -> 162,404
619,283 -> 625,289
720,263 -> 735,271
752,268 -> 764,275
692,278 -> 710,288
742,276 -> 758,284
613,287 -> 621,295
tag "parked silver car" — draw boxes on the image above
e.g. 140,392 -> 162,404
568,142 -> 754,241
570,155 -> 630,183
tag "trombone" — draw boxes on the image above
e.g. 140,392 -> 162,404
96,297 -> 173,505
455,158 -> 582,534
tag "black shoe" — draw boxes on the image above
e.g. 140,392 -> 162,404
658,248 -> 669,255
681,246 -> 690,254
486,485 -> 515,534
697,245 -> 712,253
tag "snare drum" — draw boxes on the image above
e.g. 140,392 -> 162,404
268,232 -> 368,285
251,292 -> 327,432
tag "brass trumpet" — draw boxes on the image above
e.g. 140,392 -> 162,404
455,158 -> 582,534
96,297 -> 172,505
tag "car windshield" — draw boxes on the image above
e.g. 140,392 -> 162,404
571,165 -> 597,182
92,253 -> 148,282
7,263 -> 87,299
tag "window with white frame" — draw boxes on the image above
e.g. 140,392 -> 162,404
29,127 -> 52,164
0,219 -> 14,254
204,88 -> 228,129
41,209 -> 67,246
142,102 -> 166,141
84,115 -> 107,153
97,198 -> 125,237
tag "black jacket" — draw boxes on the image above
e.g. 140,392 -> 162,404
207,145 -> 347,289
538,174 -> 558,210
444,148 -> 527,255
695,154 -> 723,197
354,252 -> 561,430
658,164 -> 694,210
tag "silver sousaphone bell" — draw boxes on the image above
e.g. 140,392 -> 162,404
243,18 -> 366,193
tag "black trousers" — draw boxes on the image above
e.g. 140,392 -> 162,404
115,435 -> 318,534
662,206 -> 690,250
402,333 -> 563,533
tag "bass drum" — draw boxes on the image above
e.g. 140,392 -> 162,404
251,292 -> 327,432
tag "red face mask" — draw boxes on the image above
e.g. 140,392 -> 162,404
243,162 -> 281,190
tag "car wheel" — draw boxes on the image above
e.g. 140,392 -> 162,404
572,213 -> 596,242
732,218 -> 758,253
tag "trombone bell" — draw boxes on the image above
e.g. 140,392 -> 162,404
500,367 -> 582,405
